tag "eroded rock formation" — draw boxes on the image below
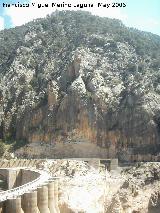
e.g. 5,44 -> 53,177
0,11 -> 160,160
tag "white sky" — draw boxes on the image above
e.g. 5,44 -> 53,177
2,0 -> 160,35
0,16 -> 4,30
4,0 -> 127,27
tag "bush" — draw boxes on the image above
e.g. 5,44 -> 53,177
12,139 -> 28,151
0,140 -> 6,157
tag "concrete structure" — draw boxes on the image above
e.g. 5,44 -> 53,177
54,180 -> 60,213
0,178 -> 60,213
6,197 -> 24,213
37,185 -> 50,213
0,162 -> 60,213
0,202 -> 4,213
48,181 -> 57,213
0,158 -> 120,213
23,191 -> 40,213
69,158 -> 119,171
0,158 -> 119,172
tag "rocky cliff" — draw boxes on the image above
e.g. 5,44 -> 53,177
0,11 -> 160,161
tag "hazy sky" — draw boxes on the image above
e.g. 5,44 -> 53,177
0,0 -> 160,36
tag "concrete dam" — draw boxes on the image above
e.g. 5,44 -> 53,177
0,159 -> 60,213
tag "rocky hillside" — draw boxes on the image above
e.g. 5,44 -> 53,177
106,162 -> 160,213
0,11 -> 160,161
34,160 -> 160,212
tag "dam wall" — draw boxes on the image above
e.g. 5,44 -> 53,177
0,162 -> 60,213
0,179 -> 59,213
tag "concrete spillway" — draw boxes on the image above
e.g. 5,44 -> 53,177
6,197 -> 24,213
0,179 -> 60,213
48,182 -> 57,213
54,180 -> 60,213
37,185 -> 50,213
0,163 -> 60,213
22,191 -> 40,213
0,202 -> 4,213
0,158 -> 120,213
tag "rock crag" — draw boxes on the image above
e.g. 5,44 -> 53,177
0,11 -> 160,161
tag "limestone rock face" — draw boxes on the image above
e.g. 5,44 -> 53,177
148,191 -> 160,213
48,80 -> 59,110
120,163 -> 160,212
107,195 -> 124,213
0,11 -> 160,160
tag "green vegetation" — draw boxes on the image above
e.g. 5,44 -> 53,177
11,139 -> 28,150
0,11 -> 160,73
0,139 -> 28,156
0,10 -> 160,150
0,140 -> 6,157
